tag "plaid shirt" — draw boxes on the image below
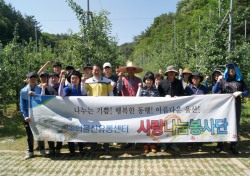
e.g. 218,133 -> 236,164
140,86 -> 159,97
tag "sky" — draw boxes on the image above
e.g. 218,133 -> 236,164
4,0 -> 181,45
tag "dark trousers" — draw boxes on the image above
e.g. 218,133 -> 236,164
68,142 -> 85,153
24,122 -> 44,152
217,103 -> 241,148
48,141 -> 62,151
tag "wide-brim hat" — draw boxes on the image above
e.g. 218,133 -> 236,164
67,70 -> 82,83
165,65 -> 179,76
118,61 -> 143,73
182,68 -> 192,74
188,72 -> 204,84
212,68 -> 223,76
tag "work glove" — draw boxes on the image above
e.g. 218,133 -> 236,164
233,91 -> 242,97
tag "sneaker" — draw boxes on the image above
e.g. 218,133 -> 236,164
150,145 -> 157,153
171,144 -> 180,152
198,146 -> 202,152
160,144 -> 167,152
214,146 -> 223,153
144,145 -> 149,153
25,151 -> 34,159
230,146 -> 239,155
39,150 -> 47,157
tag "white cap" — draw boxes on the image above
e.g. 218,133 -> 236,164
103,62 -> 112,68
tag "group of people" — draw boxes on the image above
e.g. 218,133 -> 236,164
20,60 -> 249,159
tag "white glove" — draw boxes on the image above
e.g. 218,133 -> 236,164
111,81 -> 116,88
165,95 -> 171,98
233,91 -> 242,97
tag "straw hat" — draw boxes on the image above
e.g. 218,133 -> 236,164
118,61 -> 143,73
182,68 -> 192,74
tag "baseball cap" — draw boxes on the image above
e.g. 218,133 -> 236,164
103,62 -> 112,68
26,72 -> 37,78
39,72 -> 49,78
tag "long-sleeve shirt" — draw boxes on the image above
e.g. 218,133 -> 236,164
184,84 -> 208,96
59,83 -> 83,97
136,85 -> 160,97
20,84 -> 41,119
117,76 -> 142,96
158,78 -> 184,97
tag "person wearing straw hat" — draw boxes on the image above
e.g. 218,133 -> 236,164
158,65 -> 184,153
117,61 -> 143,97
117,61 -> 143,149
179,68 -> 192,89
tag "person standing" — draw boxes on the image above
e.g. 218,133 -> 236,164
103,62 -> 118,96
58,70 -> 86,156
204,68 -> 223,92
81,63 -> 93,83
184,72 -> 208,151
81,64 -> 114,154
117,61 -> 143,97
158,65 -> 184,152
213,61 -> 249,154
41,72 -> 63,156
179,68 -> 192,89
38,61 -> 62,75
154,73 -> 163,89
20,72 -> 47,159
116,61 -> 143,149
136,71 -> 159,153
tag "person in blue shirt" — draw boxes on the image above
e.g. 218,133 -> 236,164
184,72 -> 208,96
20,72 -> 46,159
213,61 -> 249,155
184,72 -> 208,152
59,70 -> 86,156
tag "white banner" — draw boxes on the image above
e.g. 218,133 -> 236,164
29,94 -> 237,143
